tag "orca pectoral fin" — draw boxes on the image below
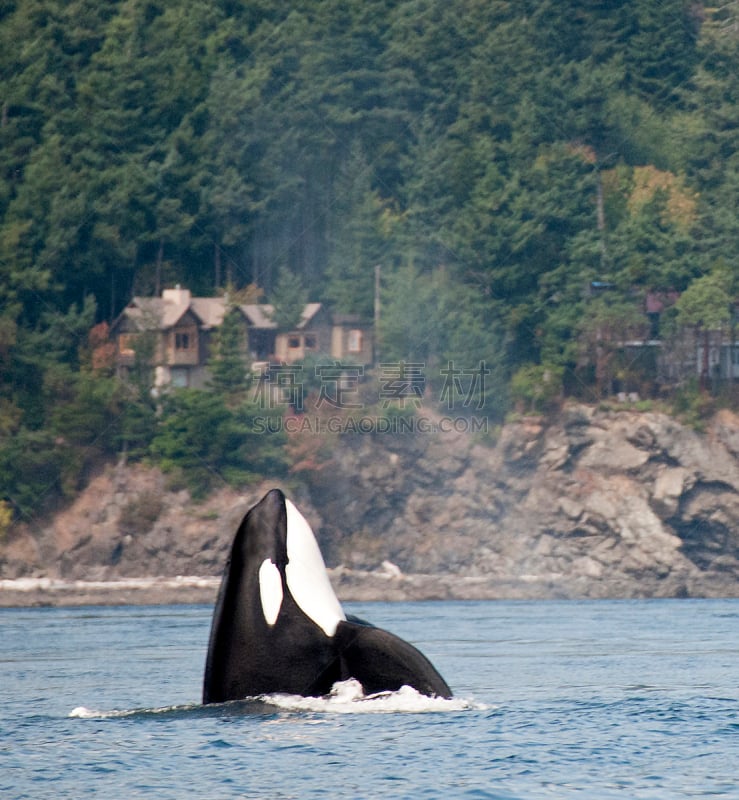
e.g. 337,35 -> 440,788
334,620 -> 452,698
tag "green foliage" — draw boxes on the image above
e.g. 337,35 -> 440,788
0,294 -> 132,521
268,268 -> 308,331
510,363 -> 564,414
118,392 -> 157,461
149,389 -> 287,499
576,293 -> 649,398
379,263 -> 508,416
0,499 -> 12,541
324,142 -> 390,318
115,330 -> 158,459
46,369 -> 118,447
670,378 -> 716,431
0,0 -> 724,330
0,428 -> 70,521
208,305 -> 251,397
675,268 -> 732,330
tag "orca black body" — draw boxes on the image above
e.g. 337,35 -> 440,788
203,489 -> 451,703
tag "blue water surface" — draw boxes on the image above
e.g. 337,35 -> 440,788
1,599 -> 738,799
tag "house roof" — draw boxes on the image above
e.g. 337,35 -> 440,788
238,302 -> 324,330
298,303 -> 323,329
112,289 -> 325,334
122,298 -> 184,331
240,303 -> 277,329
191,297 -> 227,329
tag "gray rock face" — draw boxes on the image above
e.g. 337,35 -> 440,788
2,405 -> 738,600
307,406 -> 739,598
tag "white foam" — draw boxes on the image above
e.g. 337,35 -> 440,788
69,683 -> 487,719
70,706 -> 104,718
284,498 -> 345,637
69,704 -> 193,719
262,679 -> 487,714
258,559 -> 283,626
70,706 -> 138,719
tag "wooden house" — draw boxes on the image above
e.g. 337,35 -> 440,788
111,286 -> 375,392
112,286 -> 218,389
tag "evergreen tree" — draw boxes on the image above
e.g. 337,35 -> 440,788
269,268 -> 308,331
208,305 -> 250,397
149,389 -> 286,498
379,262 -> 508,415
324,141 -> 388,318
675,267 -> 732,387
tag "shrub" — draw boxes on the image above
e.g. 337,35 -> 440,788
509,363 -> 564,413
119,491 -> 164,536
0,500 -> 12,541
149,389 -> 287,499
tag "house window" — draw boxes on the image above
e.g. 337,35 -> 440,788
175,332 -> 191,350
288,336 -> 301,349
304,334 -> 317,350
347,329 -> 363,353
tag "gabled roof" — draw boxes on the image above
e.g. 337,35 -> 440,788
112,288 -> 326,334
238,302 -> 324,330
240,303 -> 277,329
298,303 -> 323,329
124,298 -> 203,331
190,297 -> 228,329
121,298 -> 185,331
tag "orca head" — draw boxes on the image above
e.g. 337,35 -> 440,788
246,488 -> 346,637
240,487 -> 288,565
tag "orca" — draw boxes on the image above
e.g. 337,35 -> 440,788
203,488 -> 452,703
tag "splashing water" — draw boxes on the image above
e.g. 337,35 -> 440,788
262,678 -> 486,713
69,679 -> 485,719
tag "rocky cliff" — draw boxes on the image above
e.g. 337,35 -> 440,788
2,404 -> 738,604
315,405 -> 739,600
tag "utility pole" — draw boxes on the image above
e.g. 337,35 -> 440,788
374,264 -> 381,364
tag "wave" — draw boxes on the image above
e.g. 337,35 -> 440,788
70,679 -> 487,719
262,679 -> 486,713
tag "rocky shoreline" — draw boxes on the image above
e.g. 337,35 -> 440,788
0,576 -> 220,608
1,564 -> 722,609
2,403 -> 738,606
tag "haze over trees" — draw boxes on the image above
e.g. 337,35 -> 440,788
1,0 -> 738,523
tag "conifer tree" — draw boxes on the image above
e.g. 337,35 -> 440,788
269,269 -> 308,331
209,305 -> 250,398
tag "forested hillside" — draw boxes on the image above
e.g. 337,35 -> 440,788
1,1 -> 738,527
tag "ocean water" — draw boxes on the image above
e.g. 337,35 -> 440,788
1,599 -> 738,799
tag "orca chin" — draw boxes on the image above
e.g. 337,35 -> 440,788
203,489 -> 452,703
